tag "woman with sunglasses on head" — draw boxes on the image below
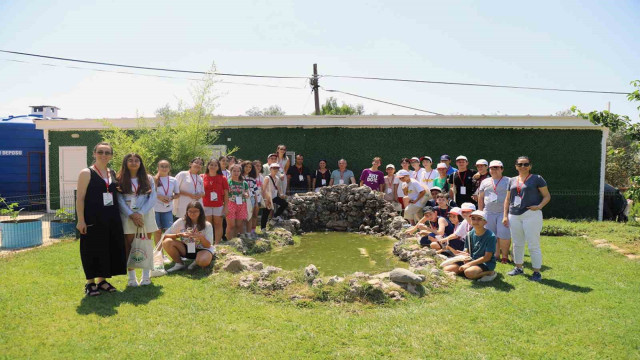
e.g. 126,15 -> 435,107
116,153 -> 158,287
174,157 -> 205,219
153,160 -> 179,263
502,156 -> 551,282
76,142 -> 127,296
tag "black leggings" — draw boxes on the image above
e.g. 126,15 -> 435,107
260,197 -> 289,229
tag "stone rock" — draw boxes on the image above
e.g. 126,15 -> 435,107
390,216 -> 407,230
223,256 -> 264,273
388,291 -> 403,301
372,272 -> 390,280
312,278 -> 324,287
274,219 -> 301,234
239,275 -> 255,288
389,268 -> 426,284
327,276 -> 344,285
259,266 -> 282,279
268,228 -> 294,246
405,283 -> 420,296
304,264 -> 319,281
352,272 -> 371,279
290,294 -> 304,300
272,277 -> 294,290
326,219 -> 350,231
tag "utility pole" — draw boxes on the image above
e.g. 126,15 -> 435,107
311,63 -> 320,115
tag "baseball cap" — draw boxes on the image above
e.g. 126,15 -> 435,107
489,160 -> 504,167
410,157 -> 420,162
449,207 -> 462,216
429,186 -> 442,192
461,202 -> 476,212
386,164 -> 395,169
268,153 -> 277,158
396,170 -> 410,177
436,163 -> 447,169
269,163 -> 281,169
440,154 -> 451,161
422,205 -> 435,213
470,210 -> 487,220
456,155 -> 468,161
420,156 -> 432,163
476,159 -> 489,166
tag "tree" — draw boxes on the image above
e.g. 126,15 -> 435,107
100,67 -> 231,174
245,105 -> 286,116
318,97 -> 365,115
554,108 -> 574,116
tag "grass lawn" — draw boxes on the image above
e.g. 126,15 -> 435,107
1,231 -> 639,359
543,218 -> 640,255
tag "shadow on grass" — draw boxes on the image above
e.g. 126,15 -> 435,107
538,278 -> 592,293
76,283 -> 164,317
470,273 -> 515,292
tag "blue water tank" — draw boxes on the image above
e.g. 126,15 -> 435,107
0,116 -> 46,207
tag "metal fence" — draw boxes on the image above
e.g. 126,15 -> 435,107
0,193 -> 77,252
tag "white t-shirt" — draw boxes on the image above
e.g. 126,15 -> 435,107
166,218 -> 215,253
454,219 -> 472,239
174,171 -> 204,217
403,179 -> 425,201
419,169 -> 438,190
410,168 -> 423,182
154,176 -> 178,213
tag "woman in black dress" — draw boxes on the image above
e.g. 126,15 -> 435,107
76,142 -> 126,296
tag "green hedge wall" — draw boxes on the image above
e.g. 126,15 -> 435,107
48,127 -> 603,219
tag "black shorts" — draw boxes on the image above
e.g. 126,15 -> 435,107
454,262 -> 490,272
184,248 -> 211,260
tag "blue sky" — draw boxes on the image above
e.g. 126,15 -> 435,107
0,0 -> 638,119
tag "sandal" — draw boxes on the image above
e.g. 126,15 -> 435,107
85,283 -> 101,297
97,280 -> 117,293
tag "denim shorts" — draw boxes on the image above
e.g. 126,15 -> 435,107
155,210 -> 174,230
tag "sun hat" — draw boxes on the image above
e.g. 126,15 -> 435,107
476,159 -> 489,166
449,207 -> 462,216
489,160 -> 504,167
470,210 -> 487,220
456,155 -> 468,161
461,202 -> 476,212
429,186 -> 442,192
386,164 -> 395,169
420,156 -> 433,163
396,170 -> 411,177
436,163 -> 447,169
410,157 -> 420,162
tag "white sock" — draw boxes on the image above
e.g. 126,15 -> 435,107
128,270 -> 136,280
142,269 -> 150,280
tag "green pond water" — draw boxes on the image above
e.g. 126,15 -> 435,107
254,232 -> 407,276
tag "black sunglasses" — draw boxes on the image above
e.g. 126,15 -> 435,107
516,163 -> 530,167
96,150 -> 112,155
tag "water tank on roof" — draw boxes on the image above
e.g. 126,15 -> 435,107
0,117 -> 46,208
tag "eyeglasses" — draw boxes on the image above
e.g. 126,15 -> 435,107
96,151 -> 112,155
516,163 -> 531,167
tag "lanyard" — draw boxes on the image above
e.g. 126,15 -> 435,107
190,173 -> 199,193
131,180 -> 138,194
296,166 -> 304,175
340,171 -> 346,181
425,169 -> 434,181
492,177 -> 504,192
413,170 -> 419,179
516,174 -> 532,197
93,166 -> 110,193
457,170 -> 467,185
161,177 -> 170,196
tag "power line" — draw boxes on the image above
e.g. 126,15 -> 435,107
321,74 -> 630,95
0,49 -> 308,79
0,58 -> 306,90
322,87 -> 443,115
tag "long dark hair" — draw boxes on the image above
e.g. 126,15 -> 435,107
154,159 -> 171,187
241,160 -> 256,178
206,158 -> 223,176
117,153 -> 151,195
183,201 -> 206,231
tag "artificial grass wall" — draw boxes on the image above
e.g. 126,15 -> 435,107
48,127 -> 603,218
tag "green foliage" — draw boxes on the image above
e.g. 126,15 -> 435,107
99,70 -> 225,174
245,105 -> 286,116
54,208 -> 75,223
0,197 -> 23,223
318,97 -> 365,115
626,176 -> 640,204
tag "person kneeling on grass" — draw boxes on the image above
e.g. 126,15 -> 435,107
442,210 -> 497,282
405,206 -> 453,247
163,201 -> 215,272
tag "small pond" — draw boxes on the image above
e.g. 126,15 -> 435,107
254,232 -> 407,276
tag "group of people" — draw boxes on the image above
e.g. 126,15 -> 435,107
77,141 -> 550,296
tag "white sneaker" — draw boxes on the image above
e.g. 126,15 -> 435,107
188,261 -> 199,270
150,269 -> 166,278
478,272 -> 497,282
127,278 -> 139,287
163,255 -> 172,264
167,263 -> 186,273
139,278 -> 152,286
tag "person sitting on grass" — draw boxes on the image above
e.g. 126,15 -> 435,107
163,201 -> 215,272
406,206 -> 453,247
432,207 -> 466,254
442,210 -> 497,282
425,186 -> 457,208
434,193 -> 452,218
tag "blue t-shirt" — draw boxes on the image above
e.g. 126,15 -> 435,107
331,169 -> 355,185
466,228 -> 497,271
446,166 -> 457,176
508,174 -> 547,216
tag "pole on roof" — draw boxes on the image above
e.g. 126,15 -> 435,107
312,64 -> 320,115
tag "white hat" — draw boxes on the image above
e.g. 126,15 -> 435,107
489,160 -> 504,167
269,163 -> 281,169
436,163 -> 447,169
470,210 -> 487,220
396,170 -> 410,177
461,202 -> 476,211
449,207 -> 462,216
386,164 -> 395,169
410,157 -> 420,162
476,159 -> 489,166
456,155 -> 468,161
420,156 -> 432,163
430,186 -> 442,192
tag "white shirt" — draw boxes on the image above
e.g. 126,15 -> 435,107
174,171 -> 204,217
419,168 -> 438,190
454,219 -> 472,239
166,218 -> 215,253
403,179 -> 425,201
154,176 -> 178,213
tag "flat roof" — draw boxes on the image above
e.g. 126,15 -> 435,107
34,115 -> 603,130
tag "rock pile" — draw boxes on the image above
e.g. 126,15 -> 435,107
287,184 -> 405,236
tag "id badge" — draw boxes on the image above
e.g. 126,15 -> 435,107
514,196 -> 522,207
321,179 -> 327,186
165,201 -> 171,208
488,192 -> 498,202
103,192 -> 114,206
386,188 -> 392,194
187,242 -> 196,253
339,179 -> 345,185
235,196 -> 243,205
210,192 -> 218,201
460,186 -> 467,195
298,175 -> 304,181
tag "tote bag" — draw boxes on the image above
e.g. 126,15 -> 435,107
150,237 -> 167,277
127,227 -> 154,270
